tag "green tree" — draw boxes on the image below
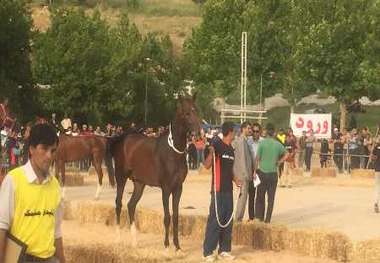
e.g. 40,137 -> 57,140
293,0 -> 380,130
33,9 -> 183,126
184,0 -> 305,121
0,0 -> 37,121
33,8 -> 114,123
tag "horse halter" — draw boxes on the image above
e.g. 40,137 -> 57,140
167,123 -> 185,154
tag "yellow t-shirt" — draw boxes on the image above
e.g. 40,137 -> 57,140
277,134 -> 286,144
9,167 -> 60,258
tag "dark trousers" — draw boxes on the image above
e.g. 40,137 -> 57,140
248,181 -> 256,220
255,170 -> 278,223
278,162 -> 284,178
305,147 -> 313,171
349,148 -> 360,171
203,192 -> 233,257
334,150 -> 343,172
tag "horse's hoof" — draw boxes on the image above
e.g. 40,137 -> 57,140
175,248 -> 185,257
130,223 -> 137,247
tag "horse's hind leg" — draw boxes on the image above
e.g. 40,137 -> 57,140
93,155 -> 104,200
59,161 -> 66,199
128,181 -> 145,247
115,170 -> 128,230
162,188 -> 171,248
172,184 -> 183,251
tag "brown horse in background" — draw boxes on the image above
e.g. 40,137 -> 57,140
55,134 -> 115,199
0,100 -> 16,131
111,94 -> 201,250
0,166 -> 5,186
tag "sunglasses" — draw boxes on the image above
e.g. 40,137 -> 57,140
252,130 -> 260,133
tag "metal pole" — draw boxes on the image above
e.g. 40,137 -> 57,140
240,32 -> 247,123
144,57 -> 152,126
259,73 -> 263,125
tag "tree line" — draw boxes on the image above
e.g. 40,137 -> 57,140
1,0 -> 380,128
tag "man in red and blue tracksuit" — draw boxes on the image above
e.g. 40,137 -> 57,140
202,122 -> 241,262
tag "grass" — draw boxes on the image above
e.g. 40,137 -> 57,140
31,0 -> 202,16
30,0 -> 202,54
132,0 -> 201,17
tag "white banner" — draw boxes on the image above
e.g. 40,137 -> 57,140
290,113 -> 332,139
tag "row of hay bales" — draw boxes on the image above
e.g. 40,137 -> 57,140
64,201 -> 380,262
65,241 -> 163,263
311,168 -> 375,178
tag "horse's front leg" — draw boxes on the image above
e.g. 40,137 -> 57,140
172,184 -> 183,250
162,188 -> 171,248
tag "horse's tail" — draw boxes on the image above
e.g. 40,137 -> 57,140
105,139 -> 115,187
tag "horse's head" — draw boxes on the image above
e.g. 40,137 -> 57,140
176,93 -> 202,134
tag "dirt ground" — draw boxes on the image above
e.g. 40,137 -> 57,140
63,220 -> 338,263
64,168 -> 380,242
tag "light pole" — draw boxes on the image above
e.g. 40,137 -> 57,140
144,57 -> 151,126
259,71 -> 275,124
259,73 -> 263,125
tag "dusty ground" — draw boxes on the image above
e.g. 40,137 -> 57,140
63,220 -> 338,263
64,168 -> 380,242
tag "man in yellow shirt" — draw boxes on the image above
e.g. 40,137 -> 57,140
0,123 -> 65,263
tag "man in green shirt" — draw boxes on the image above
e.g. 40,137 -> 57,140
254,123 -> 288,223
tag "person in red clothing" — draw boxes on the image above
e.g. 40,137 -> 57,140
195,134 -> 206,168
279,128 -> 297,188
80,124 -> 92,136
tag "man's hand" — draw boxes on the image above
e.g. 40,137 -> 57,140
208,146 -> 215,154
0,229 -> 7,263
203,146 -> 214,169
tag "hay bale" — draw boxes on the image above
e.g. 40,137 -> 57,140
354,239 -> 380,263
88,166 -> 109,176
65,242 -> 121,263
135,208 -> 163,235
64,172 -> 84,186
64,200 -> 355,262
77,201 -> 116,226
179,214 -> 206,239
63,200 -> 79,220
235,222 -> 287,251
88,166 -> 96,177
286,229 -> 352,262
351,169 -> 375,179
311,168 -> 336,177
292,168 -> 304,177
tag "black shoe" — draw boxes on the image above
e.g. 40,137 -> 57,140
375,203 -> 379,213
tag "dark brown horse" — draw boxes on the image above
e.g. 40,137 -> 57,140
55,134 -> 115,199
111,94 -> 201,250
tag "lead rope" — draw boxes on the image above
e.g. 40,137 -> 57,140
213,152 -> 241,228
